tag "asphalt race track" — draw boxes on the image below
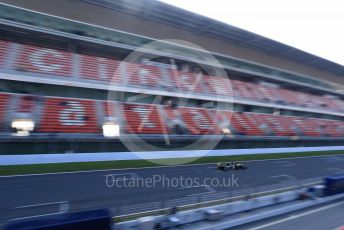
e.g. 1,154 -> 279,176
1,154 -> 344,225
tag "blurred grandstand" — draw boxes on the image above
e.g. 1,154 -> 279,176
0,0 -> 343,154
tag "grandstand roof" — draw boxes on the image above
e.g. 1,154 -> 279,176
82,0 -> 344,77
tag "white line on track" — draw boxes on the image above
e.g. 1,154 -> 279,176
186,191 -> 214,197
177,185 -> 204,190
246,200 -> 344,230
13,201 -> 68,209
326,168 -> 343,172
1,154 -> 343,178
177,184 -> 215,193
9,212 -> 63,221
325,156 -> 344,163
103,173 -> 137,176
204,185 -> 216,192
102,173 -> 138,178
273,161 -> 296,167
270,175 -> 295,180
11,201 -> 70,222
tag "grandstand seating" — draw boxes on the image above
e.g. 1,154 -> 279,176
1,92 -> 343,137
0,40 -> 10,66
15,44 -> 73,77
38,97 -> 99,133
16,95 -> 36,113
203,75 -> 233,96
123,103 -> 168,134
167,68 -> 206,93
0,94 -> 10,129
0,39 -> 343,113
126,62 -> 167,89
80,54 -> 121,82
231,112 -> 263,136
178,107 -> 221,135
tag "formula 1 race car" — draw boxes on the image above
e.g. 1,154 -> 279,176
217,162 -> 247,171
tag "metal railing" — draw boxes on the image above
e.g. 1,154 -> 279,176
114,177 -> 321,219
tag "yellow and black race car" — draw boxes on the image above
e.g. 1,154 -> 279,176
217,162 -> 247,171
